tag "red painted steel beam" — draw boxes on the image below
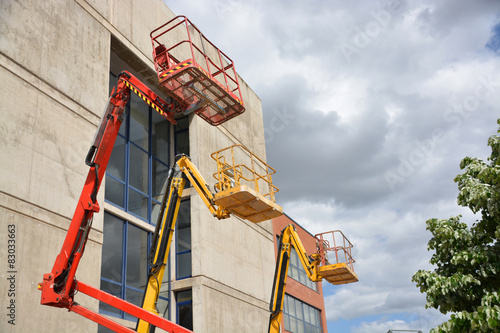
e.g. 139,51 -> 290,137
76,282 -> 193,333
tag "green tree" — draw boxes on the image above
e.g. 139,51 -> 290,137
412,119 -> 500,332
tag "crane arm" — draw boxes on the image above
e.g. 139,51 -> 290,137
137,166 -> 186,333
268,225 -> 322,333
176,155 -> 230,220
136,154 -> 232,332
39,71 -> 193,333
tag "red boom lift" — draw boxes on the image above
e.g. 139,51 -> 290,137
39,15 -> 246,332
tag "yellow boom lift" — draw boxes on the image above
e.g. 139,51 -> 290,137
268,225 -> 358,333
137,145 -> 283,332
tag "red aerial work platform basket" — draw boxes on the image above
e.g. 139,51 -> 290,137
150,16 -> 245,126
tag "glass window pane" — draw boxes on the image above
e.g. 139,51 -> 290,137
158,296 -> 169,318
177,228 -> 191,253
151,199 -> 162,227
287,295 -> 295,317
291,248 -> 298,265
176,116 -> 190,131
105,175 -> 125,208
152,113 -> 169,164
101,213 -> 123,281
152,158 -> 170,199
99,279 -> 121,315
298,321 -> 305,333
177,200 -> 191,229
299,269 -> 306,284
304,302 -> 310,323
296,299 -> 304,320
284,313 -> 290,331
177,289 -> 192,301
315,311 -> 321,328
176,290 -> 193,330
177,199 -> 191,252
291,266 -> 298,281
130,93 -> 149,150
129,188 -> 148,220
175,130 -> 189,155
129,144 -> 149,193
308,306 -> 315,326
176,252 -> 192,279
127,224 -> 148,289
108,135 -> 126,181
290,317 -> 298,332
178,303 -> 193,330
125,287 -> 143,320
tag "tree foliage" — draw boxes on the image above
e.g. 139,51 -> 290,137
412,119 -> 500,332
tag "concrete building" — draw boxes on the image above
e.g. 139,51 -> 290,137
272,214 -> 328,333
0,1 -> 330,332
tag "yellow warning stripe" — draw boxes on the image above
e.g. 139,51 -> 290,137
124,81 -> 165,117
161,61 -> 193,78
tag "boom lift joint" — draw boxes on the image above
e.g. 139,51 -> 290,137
268,225 -> 358,333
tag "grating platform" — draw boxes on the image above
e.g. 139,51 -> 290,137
158,62 -> 244,126
213,185 -> 283,223
319,263 -> 359,285
151,16 -> 246,126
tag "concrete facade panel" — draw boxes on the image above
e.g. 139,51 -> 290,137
0,205 -> 100,333
198,281 -> 270,333
0,0 -> 110,114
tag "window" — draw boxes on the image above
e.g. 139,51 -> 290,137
105,72 -> 171,224
176,199 -> 191,279
100,71 -> 177,320
283,295 -> 323,333
176,289 -> 193,330
289,246 -> 318,291
101,51 -> 191,325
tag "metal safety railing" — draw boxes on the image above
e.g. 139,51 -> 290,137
150,16 -> 245,125
211,145 -> 279,203
315,230 -> 356,272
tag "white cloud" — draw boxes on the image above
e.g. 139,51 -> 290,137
165,0 -> 500,331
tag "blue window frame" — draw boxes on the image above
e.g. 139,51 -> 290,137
283,294 -> 323,333
176,289 -> 193,330
289,246 -> 318,291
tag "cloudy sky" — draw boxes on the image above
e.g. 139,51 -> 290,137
166,1 -> 500,332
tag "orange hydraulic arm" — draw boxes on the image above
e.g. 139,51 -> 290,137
38,71 -> 193,333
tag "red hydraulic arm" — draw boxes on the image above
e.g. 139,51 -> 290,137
38,71 -> 192,333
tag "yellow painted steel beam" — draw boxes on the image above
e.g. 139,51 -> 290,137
137,177 -> 185,333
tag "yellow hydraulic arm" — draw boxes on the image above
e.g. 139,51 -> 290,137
136,164 -> 185,332
136,155 -> 233,333
268,225 -> 358,333
176,155 -> 231,220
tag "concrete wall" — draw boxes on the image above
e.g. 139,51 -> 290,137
0,0 -> 274,332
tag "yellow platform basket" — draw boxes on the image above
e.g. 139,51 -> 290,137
211,145 -> 283,223
315,230 -> 358,285
319,263 -> 359,285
